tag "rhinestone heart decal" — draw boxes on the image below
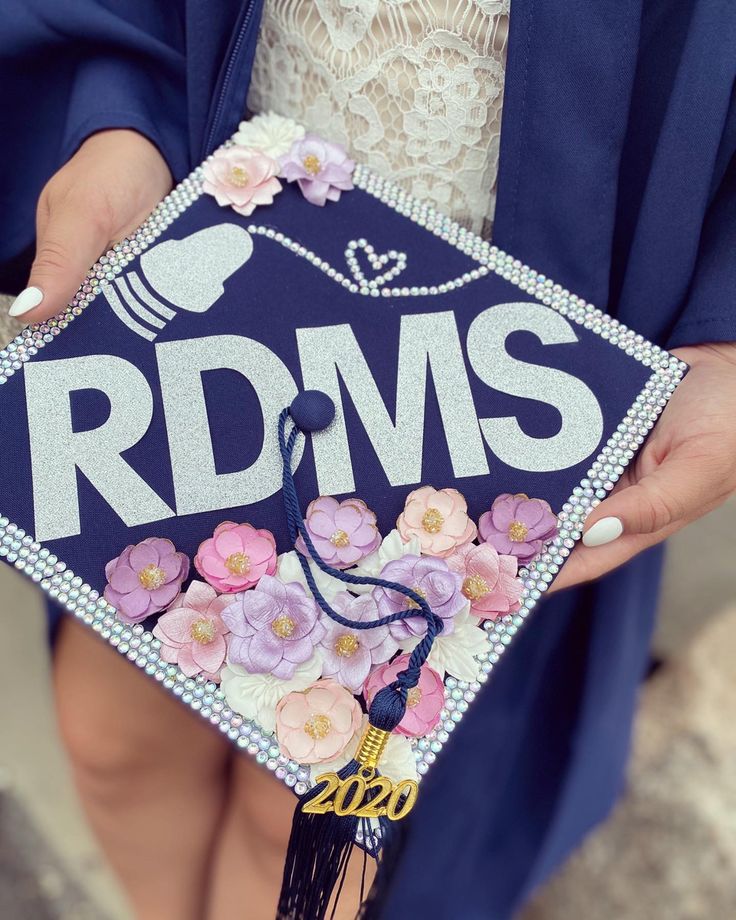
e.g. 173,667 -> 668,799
345,238 -> 407,291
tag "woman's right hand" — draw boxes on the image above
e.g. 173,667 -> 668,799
9,129 -> 172,322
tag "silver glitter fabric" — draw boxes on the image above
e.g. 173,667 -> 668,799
467,301 -> 604,472
297,312 -> 489,495
156,334 -> 299,515
0,146 -> 686,811
25,354 -> 175,542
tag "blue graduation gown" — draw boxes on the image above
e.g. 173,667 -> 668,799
2,2 -> 735,916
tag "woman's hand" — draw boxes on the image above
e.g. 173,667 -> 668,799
551,341 -> 736,593
9,129 -> 172,322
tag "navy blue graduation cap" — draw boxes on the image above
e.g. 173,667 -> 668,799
0,117 -> 686,919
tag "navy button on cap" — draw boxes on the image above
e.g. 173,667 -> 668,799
289,390 -> 335,432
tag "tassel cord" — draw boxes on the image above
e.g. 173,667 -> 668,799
276,403 -> 430,920
279,408 -> 442,699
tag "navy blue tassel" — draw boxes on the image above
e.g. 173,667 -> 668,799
277,760 -> 369,920
275,399 -> 443,920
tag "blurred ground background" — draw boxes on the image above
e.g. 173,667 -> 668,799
1,301 -> 734,919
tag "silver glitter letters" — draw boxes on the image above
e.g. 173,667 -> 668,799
467,303 -> 604,471
156,335 -> 299,515
25,355 -> 174,542
297,313 -> 488,494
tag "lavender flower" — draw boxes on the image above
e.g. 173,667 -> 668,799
317,592 -> 398,693
372,554 -> 465,642
295,496 -> 381,569
479,493 -> 558,565
104,537 -> 189,624
221,575 -> 325,679
280,134 -> 355,206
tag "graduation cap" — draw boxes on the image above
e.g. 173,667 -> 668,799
0,115 -> 686,919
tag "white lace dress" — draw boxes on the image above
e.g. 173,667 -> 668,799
247,0 -> 510,238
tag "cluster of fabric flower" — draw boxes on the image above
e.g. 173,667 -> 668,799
202,111 -> 355,213
103,489 -> 556,776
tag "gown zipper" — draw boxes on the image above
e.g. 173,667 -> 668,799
204,0 -> 259,157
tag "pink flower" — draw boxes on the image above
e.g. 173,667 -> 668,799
222,575 -> 325,679
317,592 -> 398,693
280,134 -> 355,206
152,581 -> 231,682
364,655 -> 444,738
194,521 -> 277,593
295,496 -> 381,568
202,146 -> 282,216
397,486 -> 477,557
479,493 -> 558,565
275,679 -> 362,764
446,543 -> 522,621
104,538 -> 189,625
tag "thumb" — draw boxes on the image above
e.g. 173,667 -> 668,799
581,449 -> 715,548
9,197 -> 111,323
550,448 -> 720,594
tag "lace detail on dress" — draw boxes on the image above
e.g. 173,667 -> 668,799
248,0 -> 510,237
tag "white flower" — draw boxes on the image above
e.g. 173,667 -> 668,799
400,605 -> 487,682
276,550 -> 344,602
347,529 -> 421,594
233,112 -> 305,158
221,653 -> 322,734
317,715 -> 418,784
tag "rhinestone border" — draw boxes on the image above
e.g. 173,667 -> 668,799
0,153 -> 686,811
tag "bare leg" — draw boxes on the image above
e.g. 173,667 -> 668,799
54,617 -> 231,920
206,753 -> 375,920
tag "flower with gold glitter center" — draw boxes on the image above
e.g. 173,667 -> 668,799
507,521 -> 530,543
302,154 -> 321,175
225,552 -> 251,575
304,714 -> 332,740
462,574 -> 490,602
421,507 -> 445,534
334,634 -> 360,657
138,564 -> 166,590
190,617 -> 217,645
271,615 -> 296,638
229,166 -> 250,187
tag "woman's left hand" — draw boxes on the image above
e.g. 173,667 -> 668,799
551,341 -> 736,593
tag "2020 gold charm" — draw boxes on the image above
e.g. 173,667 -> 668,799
301,723 -> 419,821
302,769 -> 419,821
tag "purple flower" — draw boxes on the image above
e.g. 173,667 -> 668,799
104,538 -> 189,625
479,493 -> 558,565
373,555 -> 465,642
280,134 -> 355,206
317,592 -> 398,693
221,575 -> 325,679
296,496 -> 381,569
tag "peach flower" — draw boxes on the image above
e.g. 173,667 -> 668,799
275,679 -> 362,764
397,486 -> 477,557
194,521 -> 277,593
446,542 -> 523,621
202,146 -> 282,217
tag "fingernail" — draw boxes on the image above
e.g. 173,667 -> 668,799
8,287 -> 43,318
582,516 -> 623,547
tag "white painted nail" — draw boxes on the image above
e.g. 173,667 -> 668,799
8,287 -> 43,317
582,516 -> 623,547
